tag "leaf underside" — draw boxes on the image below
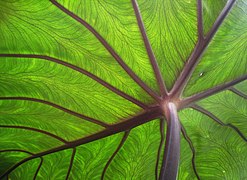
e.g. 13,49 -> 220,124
0,0 -> 247,179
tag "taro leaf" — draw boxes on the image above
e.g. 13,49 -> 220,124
0,0 -> 246,179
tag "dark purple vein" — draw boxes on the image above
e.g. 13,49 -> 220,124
229,87 -> 247,100
0,96 -> 109,128
181,124 -> 200,180
0,125 -> 67,143
0,150 -> 33,178
0,106 -> 162,179
171,0 -> 236,97
66,148 -> 76,180
131,0 -> 167,96
33,157 -> 43,180
180,75 -> 247,108
197,0 -> 204,41
0,149 -> 34,155
191,104 -> 247,142
155,119 -> 165,180
101,131 -> 130,180
160,103 -> 180,180
49,0 -> 160,101
0,54 -> 148,109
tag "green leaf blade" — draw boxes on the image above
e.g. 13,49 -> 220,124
0,0 -> 246,179
137,0 -> 198,89
180,108 -> 247,179
184,0 -> 247,97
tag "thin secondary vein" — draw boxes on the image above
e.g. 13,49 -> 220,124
33,157 -> 43,180
181,124 -> 200,180
229,87 -> 247,100
0,96 -> 109,128
170,0 -> 236,97
49,0 -> 160,101
101,131 -> 130,180
0,54 -> 148,109
0,149 -> 34,155
66,148 -> 76,180
180,75 -> 247,108
155,118 -> 165,180
191,104 -> 247,142
197,0 -> 204,41
0,107 -> 162,179
0,125 -> 67,143
131,0 -> 167,97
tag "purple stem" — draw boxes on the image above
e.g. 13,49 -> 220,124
159,103 -> 180,180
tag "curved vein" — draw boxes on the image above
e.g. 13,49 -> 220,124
101,131 -> 130,180
0,149 -> 34,155
66,148 -> 76,180
0,149 -> 35,178
0,96 -> 109,128
0,53 -> 148,109
197,0 -> 204,41
0,106 -> 162,179
171,0 -> 236,97
49,0 -> 160,101
155,118 -> 165,180
131,0 -> 167,96
229,87 -> 247,100
191,104 -> 247,142
33,157 -> 43,180
180,75 -> 247,108
0,125 -> 67,143
181,124 -> 200,180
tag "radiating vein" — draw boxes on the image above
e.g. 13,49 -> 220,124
0,149 -> 34,155
191,104 -> 247,142
0,54 -> 148,109
0,106 -> 162,179
101,131 -> 130,180
181,124 -> 200,180
33,157 -> 43,180
197,0 -> 204,41
155,118 -> 165,180
0,125 -> 67,143
171,0 -> 236,97
0,96 -> 109,128
229,87 -> 247,100
131,0 -> 167,96
180,75 -> 247,108
66,148 -> 76,180
0,149 -> 34,178
49,0 -> 160,101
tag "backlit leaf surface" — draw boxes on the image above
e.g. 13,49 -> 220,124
0,0 -> 246,179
